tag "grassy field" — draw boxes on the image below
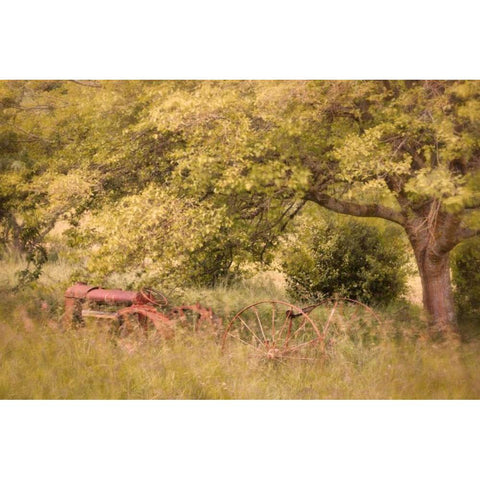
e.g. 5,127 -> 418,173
1,258 -> 480,399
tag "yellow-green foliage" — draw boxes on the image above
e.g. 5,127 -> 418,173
67,186 -> 236,289
3,80 -> 480,317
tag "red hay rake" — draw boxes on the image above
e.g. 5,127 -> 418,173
64,283 -> 380,360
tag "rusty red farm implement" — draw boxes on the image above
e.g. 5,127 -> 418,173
64,283 -> 380,360
64,283 -> 220,338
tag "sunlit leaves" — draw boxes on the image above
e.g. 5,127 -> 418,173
404,166 -> 464,201
2,79 -> 480,292
334,127 -> 412,183
73,186 -> 236,289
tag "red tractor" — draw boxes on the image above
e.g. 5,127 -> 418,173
64,283 -> 220,337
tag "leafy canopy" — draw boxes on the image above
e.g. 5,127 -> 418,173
2,80 -> 480,295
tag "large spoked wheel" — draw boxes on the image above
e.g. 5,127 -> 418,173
222,300 -> 324,361
303,297 -> 382,346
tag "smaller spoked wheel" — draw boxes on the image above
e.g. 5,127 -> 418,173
304,298 -> 382,345
140,287 -> 169,307
117,305 -> 174,339
222,300 -> 324,361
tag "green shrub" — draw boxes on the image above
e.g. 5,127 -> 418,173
281,217 -> 410,305
452,237 -> 480,323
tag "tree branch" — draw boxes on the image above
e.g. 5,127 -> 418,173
69,80 -> 102,89
10,125 -> 54,145
454,226 -> 480,244
306,190 -> 406,226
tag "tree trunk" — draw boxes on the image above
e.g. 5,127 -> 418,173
307,191 -> 468,333
408,229 -> 457,332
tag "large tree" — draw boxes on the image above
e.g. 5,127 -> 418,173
302,80 -> 480,331
140,80 -> 480,331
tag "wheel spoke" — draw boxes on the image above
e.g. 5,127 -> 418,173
277,315 -> 293,347
271,303 -> 276,342
288,317 -> 308,342
238,316 -> 264,346
227,332 -> 265,353
252,306 -> 267,342
284,356 -> 316,361
323,301 -> 338,336
284,338 -> 319,353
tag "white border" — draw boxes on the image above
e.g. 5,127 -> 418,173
2,0 -> 480,79
1,401 -> 478,479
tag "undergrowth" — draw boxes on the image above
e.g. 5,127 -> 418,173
1,258 -> 480,399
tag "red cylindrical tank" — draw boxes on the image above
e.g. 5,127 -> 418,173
65,283 -> 153,306
65,283 -> 99,299
64,283 -> 155,324
85,288 -> 145,305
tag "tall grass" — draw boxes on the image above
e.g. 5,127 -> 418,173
1,258 -> 480,399
2,307 -> 480,399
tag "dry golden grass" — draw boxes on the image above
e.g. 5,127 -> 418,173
406,274 -> 423,305
1,288 -> 480,399
1,259 -> 479,399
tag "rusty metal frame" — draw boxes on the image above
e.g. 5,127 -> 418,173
63,283 -> 382,359
64,282 -> 222,338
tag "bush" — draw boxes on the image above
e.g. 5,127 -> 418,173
452,237 -> 480,323
281,216 -> 410,305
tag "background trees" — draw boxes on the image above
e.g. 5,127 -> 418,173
452,237 -> 480,323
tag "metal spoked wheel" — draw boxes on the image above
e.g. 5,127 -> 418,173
303,297 -> 382,345
222,300 -> 324,361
